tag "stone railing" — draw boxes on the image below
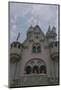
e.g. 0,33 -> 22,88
9,74 -> 59,88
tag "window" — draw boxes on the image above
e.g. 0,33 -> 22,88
25,66 -> 31,74
40,65 -> 46,74
37,46 -> 41,53
32,43 -> 41,53
32,46 -> 36,53
33,66 -> 39,74
25,59 -> 46,74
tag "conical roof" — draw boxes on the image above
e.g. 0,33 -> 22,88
27,25 -> 34,32
46,26 -> 51,37
46,26 -> 57,38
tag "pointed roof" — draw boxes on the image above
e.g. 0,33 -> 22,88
46,25 -> 51,37
27,25 -> 34,32
46,26 -> 57,38
52,26 -> 56,34
27,25 -> 45,37
34,25 -> 45,36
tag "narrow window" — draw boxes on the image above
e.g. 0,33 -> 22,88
25,66 -> 31,74
37,46 -> 41,53
33,66 -> 39,74
32,46 -> 36,53
40,65 -> 46,74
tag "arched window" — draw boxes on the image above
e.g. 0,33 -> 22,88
25,66 -> 31,74
32,46 -> 36,53
37,46 -> 41,53
32,43 -> 41,53
40,65 -> 46,74
33,66 -> 39,74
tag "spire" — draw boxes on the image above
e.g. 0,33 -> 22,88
46,25 -> 57,40
48,25 -> 51,32
16,32 -> 20,41
51,26 -> 57,37
52,26 -> 56,33
46,25 -> 51,37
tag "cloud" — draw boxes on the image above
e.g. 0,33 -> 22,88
9,3 -> 58,43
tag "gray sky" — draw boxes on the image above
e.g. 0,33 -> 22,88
9,3 -> 59,43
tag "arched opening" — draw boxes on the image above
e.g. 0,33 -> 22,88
25,66 -> 31,74
24,58 -> 47,74
37,46 -> 41,53
32,46 -> 36,53
32,43 -> 41,53
33,66 -> 39,74
40,65 -> 46,74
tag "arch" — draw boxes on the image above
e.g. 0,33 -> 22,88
32,46 -> 36,53
33,65 -> 39,74
32,43 -> 41,53
40,65 -> 46,74
25,66 -> 31,74
24,58 -> 47,74
25,58 -> 46,66
37,46 -> 41,53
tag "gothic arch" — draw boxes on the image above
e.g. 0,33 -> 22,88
33,65 -> 39,74
40,65 -> 46,74
25,65 -> 32,74
32,43 -> 41,53
24,58 -> 47,74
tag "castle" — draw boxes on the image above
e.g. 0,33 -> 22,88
9,25 -> 59,87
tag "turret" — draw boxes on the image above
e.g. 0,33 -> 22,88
10,42 -> 22,63
49,41 -> 58,60
46,26 -> 57,43
10,33 -> 23,63
46,26 -> 58,60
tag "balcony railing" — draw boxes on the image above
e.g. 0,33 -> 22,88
9,74 -> 58,87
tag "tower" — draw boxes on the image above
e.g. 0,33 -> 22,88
46,26 -> 57,43
9,33 -> 23,86
46,26 -> 59,80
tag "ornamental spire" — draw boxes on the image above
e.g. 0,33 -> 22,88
16,32 -> 20,41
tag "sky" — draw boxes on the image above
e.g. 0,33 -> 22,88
9,2 -> 59,43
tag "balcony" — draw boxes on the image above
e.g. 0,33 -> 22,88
9,74 -> 48,87
9,74 -> 59,88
